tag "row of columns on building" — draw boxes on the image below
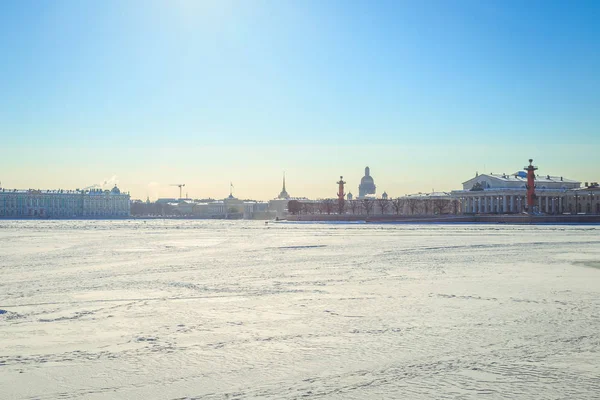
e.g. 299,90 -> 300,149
463,194 -> 565,214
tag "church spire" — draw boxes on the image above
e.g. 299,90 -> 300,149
282,172 -> 286,192
277,172 -> 290,199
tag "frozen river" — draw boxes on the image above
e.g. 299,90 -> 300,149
1,220 -> 599,399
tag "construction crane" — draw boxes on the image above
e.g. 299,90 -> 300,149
171,183 -> 186,199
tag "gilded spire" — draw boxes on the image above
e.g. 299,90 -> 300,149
278,172 -> 290,199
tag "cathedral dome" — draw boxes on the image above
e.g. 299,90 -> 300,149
110,185 -> 121,195
361,175 -> 374,184
358,166 -> 376,198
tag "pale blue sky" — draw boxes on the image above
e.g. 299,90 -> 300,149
1,0 -> 599,199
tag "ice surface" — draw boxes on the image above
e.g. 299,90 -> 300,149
1,220 -> 599,399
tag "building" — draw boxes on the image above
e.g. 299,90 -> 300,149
451,163 -> 600,214
156,198 -> 179,204
400,191 -> 458,215
189,199 -> 268,219
344,191 -> 458,216
358,166 -> 376,198
565,183 -> 600,214
0,185 -> 130,218
453,170 -> 580,214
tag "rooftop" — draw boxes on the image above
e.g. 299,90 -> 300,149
464,171 -> 579,185
404,191 -> 452,198
0,187 -> 129,195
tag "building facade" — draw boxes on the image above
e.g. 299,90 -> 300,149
0,185 -> 130,218
563,185 -> 600,214
451,169 -> 600,215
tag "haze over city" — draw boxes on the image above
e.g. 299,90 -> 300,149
2,1 -> 599,200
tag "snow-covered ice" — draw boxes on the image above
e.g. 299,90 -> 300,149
1,220 -> 599,399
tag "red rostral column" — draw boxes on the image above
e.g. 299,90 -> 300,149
525,158 -> 538,212
337,176 -> 346,214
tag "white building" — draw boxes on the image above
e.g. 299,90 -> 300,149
0,185 -> 130,218
163,196 -> 268,219
452,169 -> 582,214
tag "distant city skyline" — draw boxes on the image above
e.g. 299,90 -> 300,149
2,1 -> 599,200
1,148 -> 597,201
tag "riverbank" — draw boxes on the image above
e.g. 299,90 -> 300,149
281,214 -> 600,224
2,214 -> 600,224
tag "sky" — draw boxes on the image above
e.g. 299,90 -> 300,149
1,0 -> 599,200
